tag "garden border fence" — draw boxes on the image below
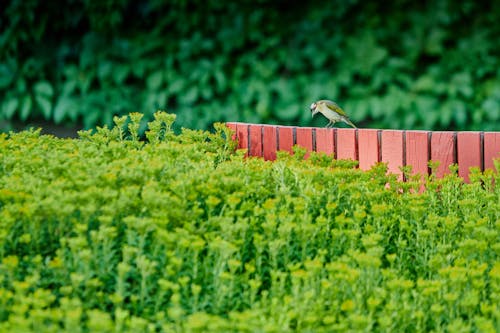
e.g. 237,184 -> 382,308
227,123 -> 500,183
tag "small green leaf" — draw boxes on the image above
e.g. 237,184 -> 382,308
53,96 -> 73,124
439,101 -> 453,126
404,112 -> 417,128
78,72 -> 93,94
157,91 -> 168,106
19,95 -> 32,121
214,69 -> 226,92
413,75 -> 435,93
369,97 -> 384,118
312,52 -> 328,68
34,81 -> 54,97
147,71 -> 163,90
0,64 -> 14,89
62,80 -> 77,95
482,99 -> 499,121
423,111 -> 439,129
169,78 -> 185,94
16,78 -> 27,93
201,86 -> 213,99
452,72 -> 473,98
97,61 -> 112,81
113,64 -> 130,85
179,87 -> 198,104
452,100 -> 467,126
145,92 -> 158,109
131,60 -> 146,77
424,28 -> 446,55
416,96 -> 438,128
2,97 -> 18,119
36,95 -> 52,119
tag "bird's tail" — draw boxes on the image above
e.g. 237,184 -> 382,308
343,118 -> 357,128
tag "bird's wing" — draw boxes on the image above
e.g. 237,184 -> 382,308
324,100 -> 348,117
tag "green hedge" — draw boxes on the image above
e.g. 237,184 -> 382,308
1,1 -> 499,131
0,112 -> 499,331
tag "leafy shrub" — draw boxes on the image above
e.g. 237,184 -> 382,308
1,0 -> 499,131
0,111 -> 499,331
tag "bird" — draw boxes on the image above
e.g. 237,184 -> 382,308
310,100 -> 356,128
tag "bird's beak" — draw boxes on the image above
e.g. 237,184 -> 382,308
310,103 -> 318,117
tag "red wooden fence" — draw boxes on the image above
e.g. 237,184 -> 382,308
227,123 -> 500,182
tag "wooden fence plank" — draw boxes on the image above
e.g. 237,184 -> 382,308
457,132 -> 481,182
226,123 -> 238,141
315,128 -> 335,156
236,124 -> 249,154
381,130 -> 404,179
296,127 -> 313,158
262,125 -> 277,161
336,128 -> 357,160
278,126 -> 294,153
431,132 -> 455,178
358,129 -> 379,170
406,131 -> 430,178
484,132 -> 500,171
249,125 -> 262,157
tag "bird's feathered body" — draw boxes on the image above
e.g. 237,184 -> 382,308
310,100 -> 356,128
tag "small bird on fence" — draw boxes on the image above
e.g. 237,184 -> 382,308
310,100 -> 356,128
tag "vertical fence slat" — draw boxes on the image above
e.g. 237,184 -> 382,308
431,132 -> 456,178
484,132 -> 500,171
296,127 -> 313,158
263,125 -> 277,161
406,131 -> 430,178
315,128 -> 335,156
457,132 -> 481,182
236,124 -> 249,154
278,126 -> 294,153
249,125 -> 263,157
226,123 -> 238,141
336,128 -> 357,160
358,129 -> 379,170
381,130 -> 404,179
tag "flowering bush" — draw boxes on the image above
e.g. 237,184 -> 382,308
0,112 -> 499,332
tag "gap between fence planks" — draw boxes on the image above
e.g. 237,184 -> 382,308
227,123 -> 500,183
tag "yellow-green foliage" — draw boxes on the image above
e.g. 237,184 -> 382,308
0,112 -> 499,332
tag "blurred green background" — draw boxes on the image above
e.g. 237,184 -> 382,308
1,0 -> 499,134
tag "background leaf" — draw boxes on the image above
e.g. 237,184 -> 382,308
146,71 -> 163,90
2,97 -> 18,119
0,63 -> 15,89
19,95 -> 32,122
35,95 -> 52,120
34,81 -> 54,98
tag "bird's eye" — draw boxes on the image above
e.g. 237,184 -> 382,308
310,103 -> 316,109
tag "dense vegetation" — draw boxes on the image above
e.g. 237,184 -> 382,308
0,112 -> 499,332
1,0 -> 499,132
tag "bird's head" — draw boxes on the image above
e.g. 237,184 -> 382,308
310,102 -> 318,117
